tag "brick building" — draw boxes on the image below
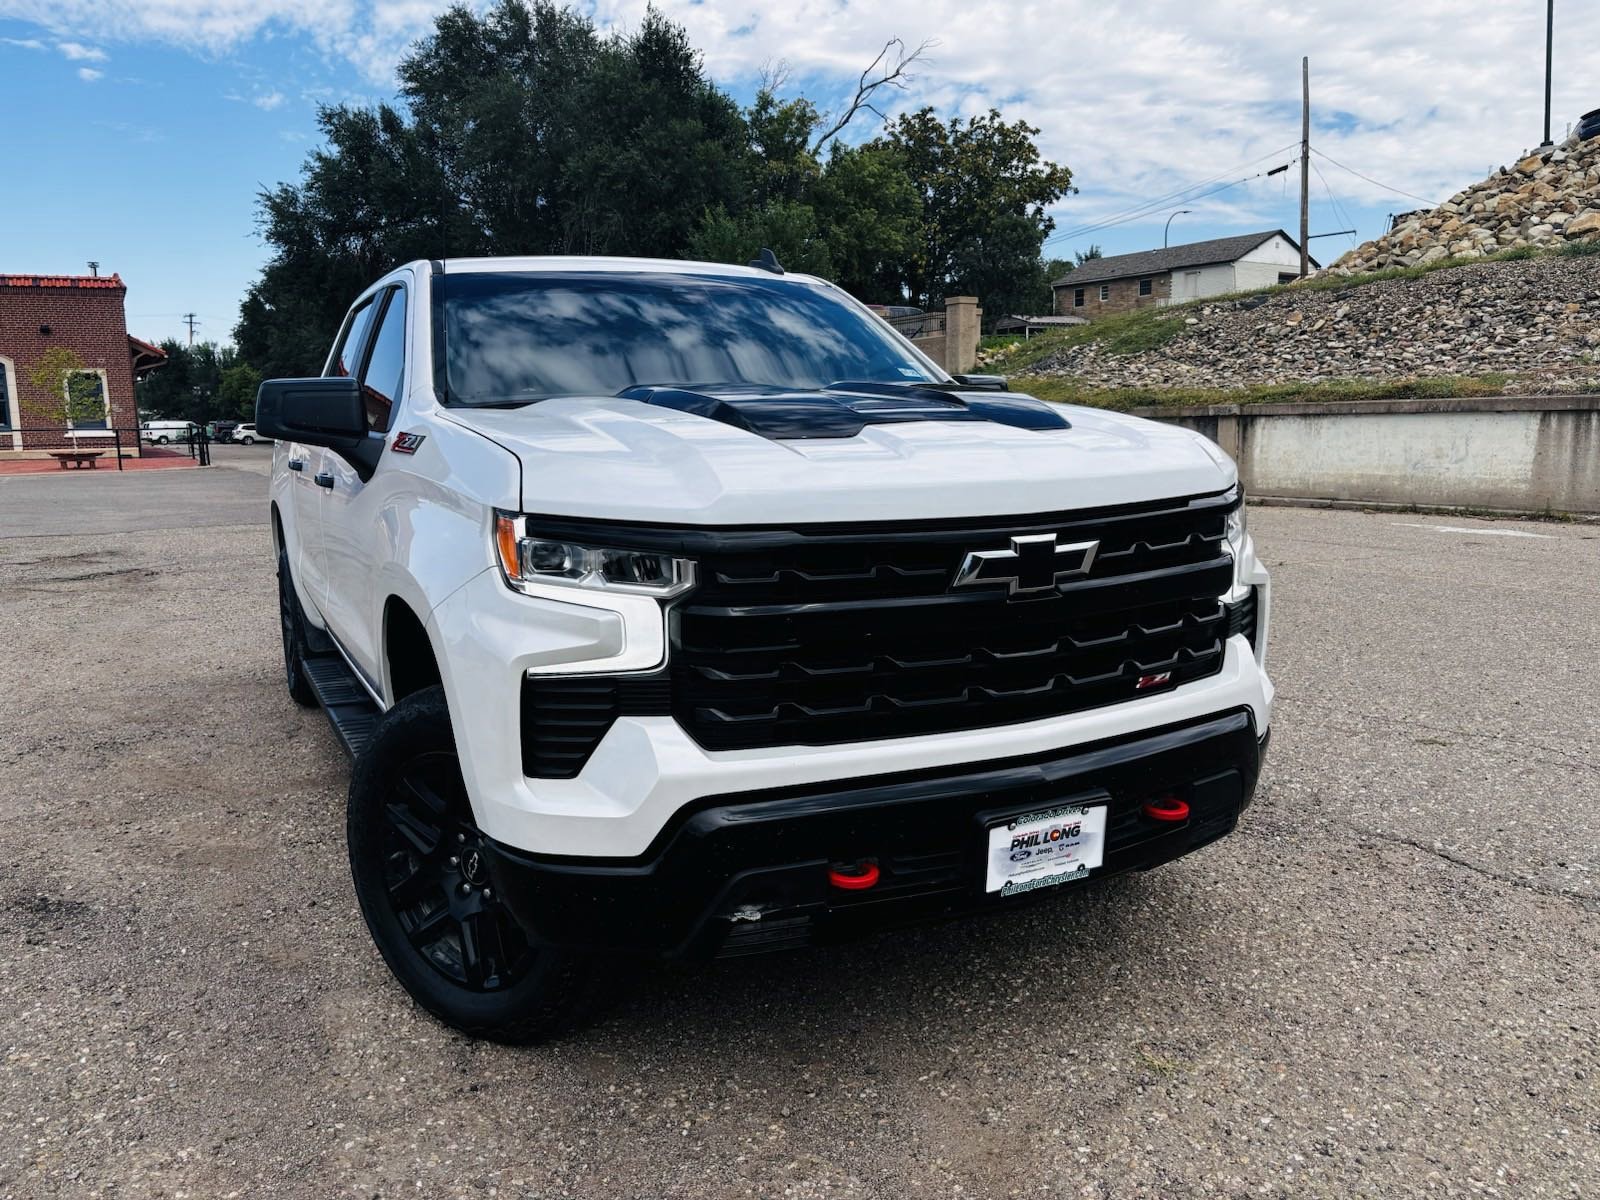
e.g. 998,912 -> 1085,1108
0,272 -> 159,456
1052,231 -> 1319,321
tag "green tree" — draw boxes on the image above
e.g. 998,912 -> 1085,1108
238,1 -> 752,374
880,107 -> 1074,314
134,340 -> 239,423
218,363 -> 264,419
26,347 -> 102,427
812,142 -> 920,301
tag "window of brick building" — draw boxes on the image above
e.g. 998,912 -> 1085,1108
1138,278 -> 1153,296
1073,288 -> 1085,307
1099,284 -> 1110,301
0,357 -> 13,428
66,369 -> 110,431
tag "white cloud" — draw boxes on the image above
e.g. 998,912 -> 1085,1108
76,65 -> 101,80
1,35 -> 46,49
56,39 -> 106,60
2,0 -> 1597,247
253,89 -> 285,110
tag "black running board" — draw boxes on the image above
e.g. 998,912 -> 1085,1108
302,653 -> 382,759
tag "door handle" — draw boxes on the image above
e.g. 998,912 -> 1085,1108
287,458 -> 304,472
314,472 -> 335,489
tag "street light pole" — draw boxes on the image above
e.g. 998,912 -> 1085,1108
1164,209 -> 1193,248
1541,0 -> 1555,147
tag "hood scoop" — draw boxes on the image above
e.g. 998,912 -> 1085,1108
614,381 -> 1070,441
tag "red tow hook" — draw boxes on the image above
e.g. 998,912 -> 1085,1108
827,859 -> 881,891
1142,795 -> 1190,823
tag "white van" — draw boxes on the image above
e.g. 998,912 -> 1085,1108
140,420 -> 196,445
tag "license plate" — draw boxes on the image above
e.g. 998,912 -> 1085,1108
985,802 -> 1107,895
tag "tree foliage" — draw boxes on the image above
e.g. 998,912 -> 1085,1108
135,340 -> 244,422
236,1 -> 1076,371
25,347 -> 102,427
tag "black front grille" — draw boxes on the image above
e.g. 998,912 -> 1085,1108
670,490 -> 1239,751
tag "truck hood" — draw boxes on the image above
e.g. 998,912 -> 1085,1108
442,390 -> 1235,524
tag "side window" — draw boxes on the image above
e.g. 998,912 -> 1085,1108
328,298 -> 378,379
360,289 -> 406,433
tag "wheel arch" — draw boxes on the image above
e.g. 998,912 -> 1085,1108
384,594 -> 444,706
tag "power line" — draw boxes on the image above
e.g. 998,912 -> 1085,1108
1310,147 -> 1436,207
1310,160 -> 1359,245
1046,143 -> 1295,243
1044,142 -> 1299,247
182,313 -> 199,348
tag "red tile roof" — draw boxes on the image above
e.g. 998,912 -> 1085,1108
1,272 -> 126,289
128,334 -> 167,359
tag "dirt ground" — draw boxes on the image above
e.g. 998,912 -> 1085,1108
1,462 -> 1596,1198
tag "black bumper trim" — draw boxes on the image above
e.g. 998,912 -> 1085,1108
485,708 -> 1265,960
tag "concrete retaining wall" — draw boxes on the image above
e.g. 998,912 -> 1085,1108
1129,395 -> 1600,514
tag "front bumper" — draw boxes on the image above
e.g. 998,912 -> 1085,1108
484,707 -> 1268,960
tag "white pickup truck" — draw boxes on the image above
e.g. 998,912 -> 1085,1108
258,255 -> 1272,1042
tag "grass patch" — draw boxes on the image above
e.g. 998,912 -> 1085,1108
1009,372 -> 1524,411
979,308 -> 1186,370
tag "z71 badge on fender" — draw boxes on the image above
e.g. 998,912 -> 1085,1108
391,431 -> 426,454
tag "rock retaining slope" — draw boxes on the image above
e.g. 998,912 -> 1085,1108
1029,253 -> 1600,392
1331,136 -> 1600,273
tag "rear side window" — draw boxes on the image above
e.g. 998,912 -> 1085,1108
329,298 -> 378,378
360,290 -> 406,432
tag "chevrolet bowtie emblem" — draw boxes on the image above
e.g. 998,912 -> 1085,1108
952,533 -> 1099,595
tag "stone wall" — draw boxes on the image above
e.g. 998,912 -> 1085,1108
1331,135 -> 1600,274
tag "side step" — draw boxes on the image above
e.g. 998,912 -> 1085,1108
302,653 -> 382,759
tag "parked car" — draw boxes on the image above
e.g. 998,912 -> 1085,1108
140,419 -> 196,445
259,256 -> 1272,1043
233,423 -> 266,444
207,420 -> 239,443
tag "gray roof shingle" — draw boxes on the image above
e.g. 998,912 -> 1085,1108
1050,230 -> 1316,287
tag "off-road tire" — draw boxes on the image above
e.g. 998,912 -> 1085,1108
347,686 -> 605,1043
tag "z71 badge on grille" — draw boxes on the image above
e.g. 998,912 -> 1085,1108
952,533 -> 1099,595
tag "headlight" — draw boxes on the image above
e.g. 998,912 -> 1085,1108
494,512 -> 696,598
1224,490 -> 1247,561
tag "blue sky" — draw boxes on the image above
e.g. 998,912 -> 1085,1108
2,1 -> 1596,348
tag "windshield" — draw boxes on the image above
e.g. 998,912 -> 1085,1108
438,270 -> 943,405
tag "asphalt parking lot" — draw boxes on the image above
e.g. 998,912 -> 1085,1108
1,461 -> 1596,1198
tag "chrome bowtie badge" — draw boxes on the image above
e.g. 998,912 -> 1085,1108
952,533 -> 1099,595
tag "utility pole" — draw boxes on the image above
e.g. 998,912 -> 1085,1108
182,313 -> 199,348
1300,56 -> 1311,278
86,260 -> 99,278
1541,0 -> 1554,147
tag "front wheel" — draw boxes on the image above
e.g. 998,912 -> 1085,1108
347,686 -> 605,1042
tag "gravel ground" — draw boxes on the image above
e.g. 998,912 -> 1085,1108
1,464 -> 1596,1198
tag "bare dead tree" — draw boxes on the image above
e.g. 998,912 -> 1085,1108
758,58 -> 792,97
809,37 -> 935,154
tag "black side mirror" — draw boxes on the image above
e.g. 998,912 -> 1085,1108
256,376 -> 383,480
256,377 -> 367,449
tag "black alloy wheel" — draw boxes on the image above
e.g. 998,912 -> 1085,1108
376,749 -> 534,992
347,686 -> 604,1042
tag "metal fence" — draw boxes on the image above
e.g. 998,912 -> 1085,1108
0,426 -> 211,469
